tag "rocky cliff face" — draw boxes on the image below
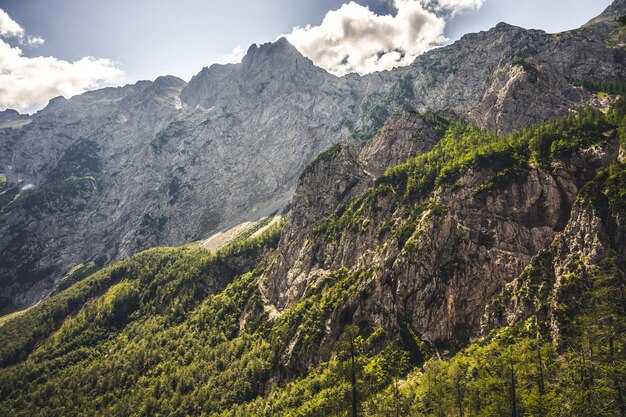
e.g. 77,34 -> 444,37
261,116 -> 619,348
482,141 -> 626,344
402,19 -> 624,132
261,112 -> 448,313
0,1 -> 624,313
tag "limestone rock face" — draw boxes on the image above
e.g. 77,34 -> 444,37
0,0 -> 624,312
261,130 -> 617,349
404,19 -> 625,132
481,144 -> 626,343
261,112 -> 449,311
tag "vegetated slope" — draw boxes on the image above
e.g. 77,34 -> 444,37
1,90 -> 624,416
0,0 -> 625,313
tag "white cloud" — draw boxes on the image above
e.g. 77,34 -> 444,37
0,9 -> 24,38
0,9 -> 123,113
223,46 -> 245,64
25,36 -> 45,47
0,10 -> 46,49
285,0 -> 484,76
285,1 -> 446,76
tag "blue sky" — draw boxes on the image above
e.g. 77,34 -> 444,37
0,0 -> 613,112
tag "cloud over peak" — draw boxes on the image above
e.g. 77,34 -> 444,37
285,0 -> 484,76
0,9 -> 123,113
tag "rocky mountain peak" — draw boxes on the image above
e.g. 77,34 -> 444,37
493,21 -> 517,30
182,37 -> 332,108
0,109 -> 29,129
243,38 -> 301,67
241,37 -> 323,79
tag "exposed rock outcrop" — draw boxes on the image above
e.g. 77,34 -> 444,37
262,123 -> 619,352
482,143 -> 626,344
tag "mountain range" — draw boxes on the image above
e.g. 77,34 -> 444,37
1,3 -> 624,313
0,1 -> 625,416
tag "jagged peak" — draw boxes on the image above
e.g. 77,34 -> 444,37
41,95 -> 69,113
244,37 -> 299,58
175,40 -> 302,96
453,21 -> 527,45
242,37 -> 313,74
0,108 -> 21,116
494,21 -> 516,30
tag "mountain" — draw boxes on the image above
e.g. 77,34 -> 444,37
1,4 -> 624,313
0,40 -> 362,313
0,2 -> 625,415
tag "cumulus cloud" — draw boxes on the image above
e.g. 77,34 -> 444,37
0,9 -> 123,113
223,46 -> 245,64
285,0 -> 484,76
0,10 -> 45,47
